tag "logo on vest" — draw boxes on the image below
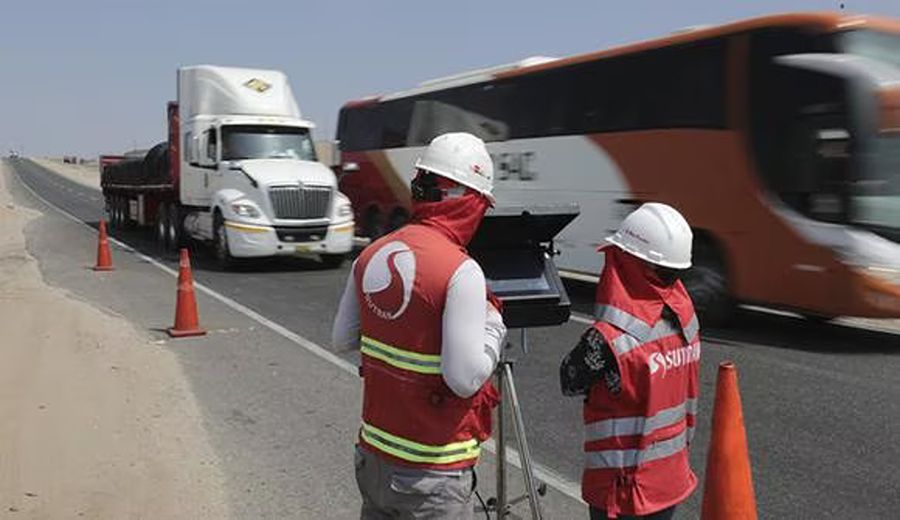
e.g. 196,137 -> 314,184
362,241 -> 416,320
648,342 -> 701,376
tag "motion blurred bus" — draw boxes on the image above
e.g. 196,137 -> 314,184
334,12 -> 900,321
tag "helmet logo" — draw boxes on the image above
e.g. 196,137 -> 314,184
362,241 -> 416,320
472,164 -> 483,175
623,228 -> 650,245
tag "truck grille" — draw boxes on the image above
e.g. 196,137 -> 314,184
268,185 -> 332,220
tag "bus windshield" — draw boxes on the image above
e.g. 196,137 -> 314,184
840,30 -> 900,233
221,125 -> 316,162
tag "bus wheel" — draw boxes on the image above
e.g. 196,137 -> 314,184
388,209 -> 409,232
682,233 -> 733,327
363,208 -> 384,239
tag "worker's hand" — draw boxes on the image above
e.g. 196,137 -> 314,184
485,301 -> 507,360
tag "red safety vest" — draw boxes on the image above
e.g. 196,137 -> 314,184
582,247 -> 700,517
355,222 -> 498,470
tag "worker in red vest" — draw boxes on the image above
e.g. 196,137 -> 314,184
560,203 -> 701,520
332,132 -> 506,519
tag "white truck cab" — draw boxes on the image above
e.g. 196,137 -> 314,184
178,65 -> 353,267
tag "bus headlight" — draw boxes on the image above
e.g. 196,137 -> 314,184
231,202 -> 261,218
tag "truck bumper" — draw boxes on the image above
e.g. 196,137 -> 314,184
225,220 -> 354,258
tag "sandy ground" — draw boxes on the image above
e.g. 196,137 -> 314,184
0,163 -> 229,518
30,158 -> 99,190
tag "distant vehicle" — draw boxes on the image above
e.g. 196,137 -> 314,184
8,150 -> 19,159
100,65 -> 354,269
333,12 -> 900,321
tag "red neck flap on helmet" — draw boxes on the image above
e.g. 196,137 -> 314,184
595,246 -> 695,329
411,191 -> 490,247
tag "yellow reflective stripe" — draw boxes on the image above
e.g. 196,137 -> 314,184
360,336 -> 442,375
224,220 -> 270,233
362,336 -> 441,363
361,423 -> 480,465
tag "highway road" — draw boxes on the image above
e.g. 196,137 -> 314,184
7,158 -> 900,518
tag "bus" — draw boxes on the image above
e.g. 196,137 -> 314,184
334,12 -> 900,322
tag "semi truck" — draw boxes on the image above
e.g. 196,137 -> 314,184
100,65 -> 354,268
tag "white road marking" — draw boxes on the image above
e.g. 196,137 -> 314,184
12,166 -> 586,505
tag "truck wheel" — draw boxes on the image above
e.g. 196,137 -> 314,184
106,197 -> 118,228
155,203 -> 169,249
320,254 -> 346,269
165,203 -> 182,252
213,212 -> 236,270
681,233 -> 733,327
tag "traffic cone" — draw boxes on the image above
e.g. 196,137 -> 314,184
93,220 -> 114,271
701,362 -> 758,520
167,248 -> 206,338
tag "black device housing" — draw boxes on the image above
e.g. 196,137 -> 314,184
468,204 -> 579,329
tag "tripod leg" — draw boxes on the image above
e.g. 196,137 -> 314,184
503,362 -> 544,520
496,360 -> 507,518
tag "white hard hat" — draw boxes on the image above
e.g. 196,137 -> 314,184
606,203 -> 693,269
414,132 -> 494,202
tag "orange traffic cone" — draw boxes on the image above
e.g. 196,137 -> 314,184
167,248 -> 206,338
93,220 -> 114,271
701,362 -> 758,520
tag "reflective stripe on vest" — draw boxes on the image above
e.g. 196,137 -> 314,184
597,305 -> 699,356
360,336 -> 442,375
683,314 -> 700,343
595,304 -> 653,341
361,422 -> 480,465
584,430 -> 689,469
585,398 -> 698,441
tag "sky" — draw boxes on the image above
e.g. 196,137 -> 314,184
2,0 -> 899,158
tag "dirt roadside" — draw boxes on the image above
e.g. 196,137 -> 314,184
0,162 -> 229,518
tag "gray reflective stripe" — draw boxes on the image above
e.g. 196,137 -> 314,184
584,431 -> 688,469
594,304 -> 653,341
687,426 -> 696,443
585,400 -> 691,441
611,318 -> 682,356
685,398 -> 698,416
683,314 -> 700,342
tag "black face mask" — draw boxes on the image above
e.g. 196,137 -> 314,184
411,171 -> 443,202
653,266 -> 682,286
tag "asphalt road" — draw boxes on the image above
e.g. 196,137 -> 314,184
8,158 -> 900,519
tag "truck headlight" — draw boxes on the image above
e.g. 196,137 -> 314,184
231,202 -> 260,218
338,203 -> 352,218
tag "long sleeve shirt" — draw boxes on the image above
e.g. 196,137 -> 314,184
332,259 -> 506,398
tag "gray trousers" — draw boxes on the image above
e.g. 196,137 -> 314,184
354,444 -> 476,520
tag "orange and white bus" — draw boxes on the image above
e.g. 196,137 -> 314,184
334,12 -> 900,321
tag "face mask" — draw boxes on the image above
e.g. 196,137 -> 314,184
652,265 -> 682,286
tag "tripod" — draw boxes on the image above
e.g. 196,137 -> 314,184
486,328 -> 547,519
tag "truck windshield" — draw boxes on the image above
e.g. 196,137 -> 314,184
840,30 -> 900,235
221,125 -> 316,161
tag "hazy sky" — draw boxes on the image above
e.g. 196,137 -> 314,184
3,0 -> 899,157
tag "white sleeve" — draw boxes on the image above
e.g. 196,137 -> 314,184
442,259 -> 506,398
331,261 -> 361,350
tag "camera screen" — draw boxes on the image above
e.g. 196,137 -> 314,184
475,249 -> 554,298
